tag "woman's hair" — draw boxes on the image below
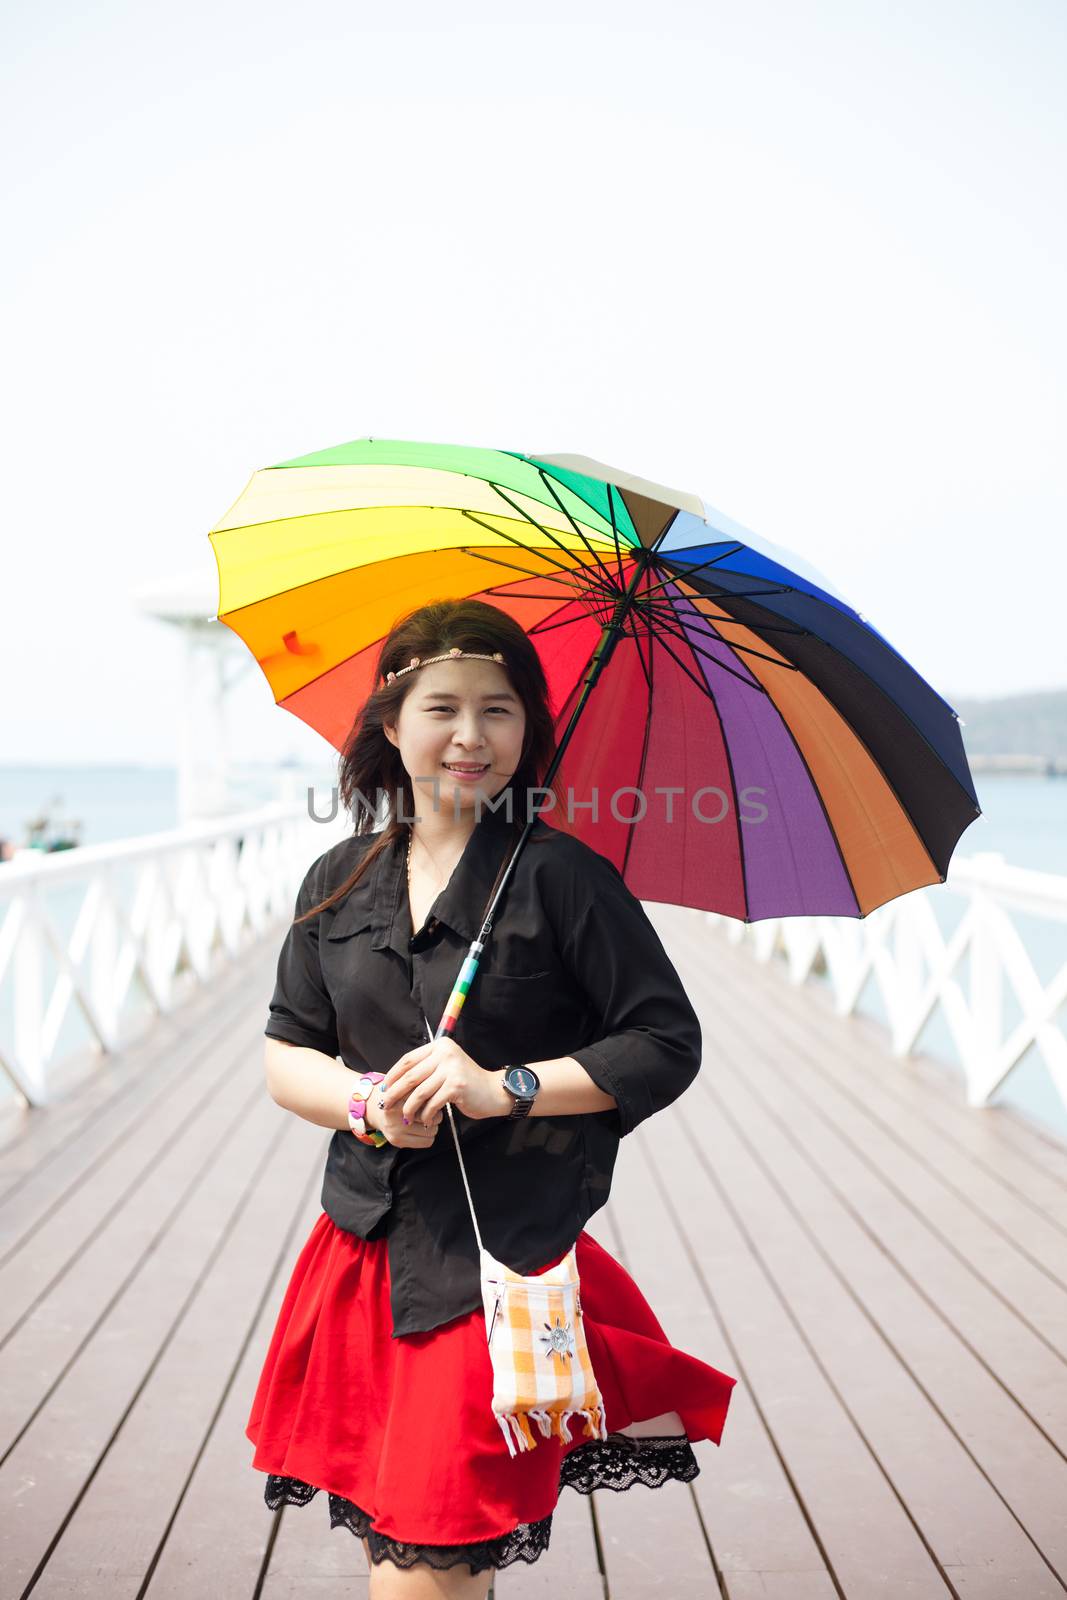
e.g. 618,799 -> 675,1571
295,598 -> 567,925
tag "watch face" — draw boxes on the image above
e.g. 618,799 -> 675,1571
505,1066 -> 540,1098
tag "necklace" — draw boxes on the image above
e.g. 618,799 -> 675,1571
406,829 -> 423,935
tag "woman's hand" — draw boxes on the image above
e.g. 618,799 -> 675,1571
380,1037 -> 504,1125
364,1087 -> 443,1148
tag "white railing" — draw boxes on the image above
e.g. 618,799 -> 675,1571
0,802 -> 349,1107
7,811 -> 1065,1128
704,851 -> 1067,1118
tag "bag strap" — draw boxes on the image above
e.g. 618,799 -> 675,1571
411,823 -> 524,1258
420,1008 -> 484,1254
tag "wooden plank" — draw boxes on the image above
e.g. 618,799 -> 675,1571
603,1129 -> 837,1600
753,957 -> 1067,1234
23,1107 -> 326,1599
0,1019 -> 285,1455
593,1475 -> 712,1598
694,1044 -> 1067,1584
0,951 -> 273,1258
150,1176 -> 343,1599
588,1180 -> 722,1597
259,1495 -> 371,1600
677,1072 -> 1065,1595
0,938 -> 276,1183
824,989 -> 1067,1195
672,934 -> 1067,1453
668,917 -> 1067,1302
622,1070 -> 949,1597
0,980 -> 274,1342
0,1055 -> 314,1594
493,1489 -> 603,1599
657,934 -> 1066,1597
661,906 -> 1067,1229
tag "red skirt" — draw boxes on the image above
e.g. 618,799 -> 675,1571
246,1211 -> 736,1574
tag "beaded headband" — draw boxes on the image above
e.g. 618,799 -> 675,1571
382,646 -> 506,685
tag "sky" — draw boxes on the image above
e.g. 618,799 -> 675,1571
2,0 -> 1065,768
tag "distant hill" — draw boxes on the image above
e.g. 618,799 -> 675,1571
952,688 -> 1067,762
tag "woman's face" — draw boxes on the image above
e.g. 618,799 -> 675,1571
382,658 -> 527,819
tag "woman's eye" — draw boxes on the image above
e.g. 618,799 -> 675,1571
428,705 -> 510,713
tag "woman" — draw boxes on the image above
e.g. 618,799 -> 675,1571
246,598 -> 736,1597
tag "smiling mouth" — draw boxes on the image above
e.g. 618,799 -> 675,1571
443,763 -> 490,773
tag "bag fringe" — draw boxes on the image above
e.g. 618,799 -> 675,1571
495,1403 -> 609,1458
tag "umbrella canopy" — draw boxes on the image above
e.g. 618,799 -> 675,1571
210,436 -> 981,922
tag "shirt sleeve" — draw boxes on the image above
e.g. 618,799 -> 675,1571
264,852 -> 340,1058
554,844 -> 702,1136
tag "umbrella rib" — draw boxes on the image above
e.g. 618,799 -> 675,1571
642,593 -> 809,647
639,598 -> 796,678
457,518 -> 607,601
640,626 -> 726,704
459,544 -> 603,598
520,589 -> 793,688
489,478 -> 613,581
488,588 -> 621,604
459,507 -> 615,591
536,468 -> 625,589
621,603 -> 657,879
522,455 -> 628,543
659,583 -> 749,903
655,573 -> 799,605
645,608 -> 781,692
692,616 -> 809,636
639,542 -> 748,597
625,598 -> 656,698
605,484 -> 629,590
526,605 -> 618,640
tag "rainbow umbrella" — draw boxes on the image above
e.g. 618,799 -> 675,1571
209,436 -> 981,936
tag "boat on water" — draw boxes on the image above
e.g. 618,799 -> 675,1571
0,796 -> 84,862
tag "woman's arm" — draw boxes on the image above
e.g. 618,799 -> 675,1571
479,1057 -> 618,1118
265,1037 -> 353,1130
265,1039 -> 442,1143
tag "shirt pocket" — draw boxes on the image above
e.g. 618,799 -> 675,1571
320,913 -> 375,976
461,968 -> 580,1066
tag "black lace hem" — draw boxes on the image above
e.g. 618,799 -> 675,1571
263,1433 -> 699,1572
264,1473 -> 551,1574
559,1430 -> 701,1494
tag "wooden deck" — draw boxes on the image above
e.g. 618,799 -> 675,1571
2,903 -> 1066,1599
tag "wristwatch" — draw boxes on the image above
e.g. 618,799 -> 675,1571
501,1064 -> 541,1119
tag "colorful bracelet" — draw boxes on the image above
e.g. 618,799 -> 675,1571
348,1071 -> 388,1147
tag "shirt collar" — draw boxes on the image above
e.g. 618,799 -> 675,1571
325,801 -> 524,955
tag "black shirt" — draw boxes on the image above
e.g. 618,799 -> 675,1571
264,804 -> 702,1337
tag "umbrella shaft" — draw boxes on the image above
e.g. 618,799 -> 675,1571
433,546 -> 654,1039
